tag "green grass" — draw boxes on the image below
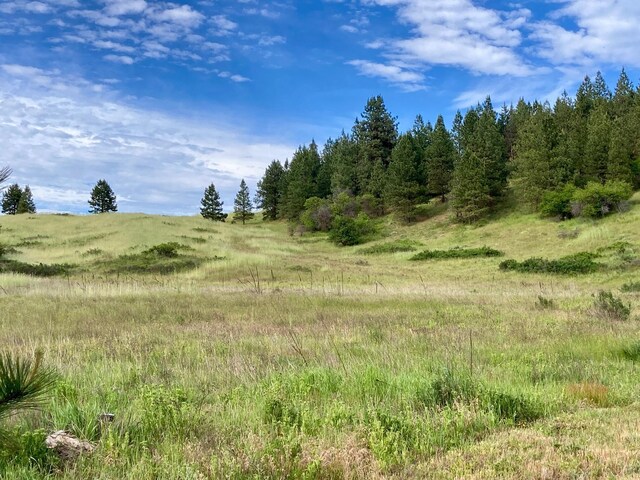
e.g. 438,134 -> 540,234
0,194 -> 638,478
410,246 -> 503,261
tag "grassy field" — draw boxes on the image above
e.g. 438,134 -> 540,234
0,195 -> 639,479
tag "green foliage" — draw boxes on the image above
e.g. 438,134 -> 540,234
499,252 -> 600,275
539,184 -> 578,219
426,115 -> 456,201
410,246 -> 503,261
592,290 -> 631,321
0,352 -> 57,444
328,213 -> 376,246
100,244 -> 201,274
385,133 -> 423,220
88,179 -> 117,214
621,341 -> 640,362
143,242 -> 189,258
2,184 -> 23,215
300,197 -> 333,232
16,186 -> 36,214
0,260 -> 72,277
358,239 -> 419,255
255,160 -> 285,221
233,179 -> 254,225
200,183 -> 226,221
571,180 -> 633,218
621,282 -> 640,292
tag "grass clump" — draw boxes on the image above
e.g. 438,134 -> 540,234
143,242 -> 190,257
620,341 -> 640,362
410,246 -> 503,261
358,239 -> 419,255
499,252 -> 599,275
621,281 -> 640,292
591,290 -> 631,321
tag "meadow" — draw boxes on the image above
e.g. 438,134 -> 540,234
0,195 -> 639,479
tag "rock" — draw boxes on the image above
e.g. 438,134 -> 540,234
45,430 -> 95,461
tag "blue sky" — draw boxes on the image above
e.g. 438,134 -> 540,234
1,0 -> 639,214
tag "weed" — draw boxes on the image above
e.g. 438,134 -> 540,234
592,290 -> 631,321
0,260 -> 72,277
566,382 -> 611,407
536,296 -> 555,309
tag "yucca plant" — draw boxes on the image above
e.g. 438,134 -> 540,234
0,351 -> 57,444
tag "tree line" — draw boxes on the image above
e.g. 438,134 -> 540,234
240,69 -> 639,229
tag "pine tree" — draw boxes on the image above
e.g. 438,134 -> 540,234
255,160 -> 285,221
353,96 -> 398,195
281,142 -> 321,219
385,133 -> 422,219
2,184 -> 22,215
88,180 -> 117,214
426,115 -> 456,202
613,68 -> 635,119
451,150 -> 492,222
512,104 -> 563,207
328,132 -> 359,195
233,179 -> 254,225
607,116 -> 636,185
584,103 -> 611,183
200,183 -> 225,221
16,185 -> 36,214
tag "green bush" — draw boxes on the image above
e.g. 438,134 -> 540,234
410,246 -> 503,261
358,240 -> 419,255
328,213 -> 375,246
143,242 -> 188,257
571,181 -> 633,218
539,184 -> 577,219
592,290 -> 631,321
499,252 -> 599,275
300,197 -> 333,232
0,260 -> 72,277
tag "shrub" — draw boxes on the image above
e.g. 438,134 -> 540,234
410,246 -> 503,261
499,252 -> 599,275
592,290 -> 631,321
571,181 -> 633,218
358,240 -> 419,255
539,184 -> 577,219
328,213 -> 375,246
143,242 -> 186,257
0,260 -> 72,277
300,197 -> 333,232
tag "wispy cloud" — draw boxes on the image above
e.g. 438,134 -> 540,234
358,0 -> 536,78
0,65 -> 293,214
347,59 -> 425,91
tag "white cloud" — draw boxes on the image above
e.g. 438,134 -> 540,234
531,0 -> 640,68
103,54 -> 135,64
0,65 -> 292,214
357,0 -> 536,78
347,59 -> 425,91
103,0 -> 147,16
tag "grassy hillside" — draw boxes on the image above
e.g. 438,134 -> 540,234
0,195 -> 639,479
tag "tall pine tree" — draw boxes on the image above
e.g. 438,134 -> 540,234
426,115 -> 456,202
385,133 -> 422,219
1,184 -> 22,215
233,179 -> 254,225
255,160 -> 285,220
88,179 -> 117,214
16,185 -> 36,214
200,183 -> 225,221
